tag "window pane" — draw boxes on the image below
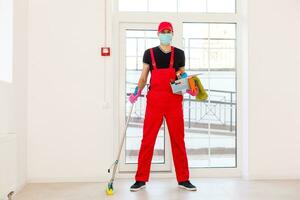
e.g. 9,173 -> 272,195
183,23 -> 236,168
119,0 -> 235,13
119,0 -> 147,11
188,39 -> 209,48
126,57 -> 137,70
137,57 -> 143,70
189,48 -> 208,69
207,0 -> 236,13
183,23 -> 209,39
148,0 -> 177,12
210,24 -> 236,39
137,39 -> 145,56
145,31 -> 157,37
146,39 -> 158,49
126,30 -> 145,37
210,48 -> 235,69
207,71 -> 236,167
126,121 -> 165,164
210,39 -> 235,48
185,132 -> 210,168
178,0 -> 206,12
126,39 -> 137,56
125,30 -> 164,164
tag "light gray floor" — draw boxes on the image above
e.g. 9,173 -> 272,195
14,178 -> 300,200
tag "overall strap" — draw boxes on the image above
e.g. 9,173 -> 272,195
149,48 -> 157,70
169,46 -> 175,68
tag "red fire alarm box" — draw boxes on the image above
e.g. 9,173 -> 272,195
101,47 -> 110,56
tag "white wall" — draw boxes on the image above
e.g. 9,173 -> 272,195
27,0 -> 114,182
0,134 -> 17,199
0,81 -> 16,197
0,0 -> 28,192
0,82 -> 14,134
0,0 -> 14,134
0,0 -> 13,82
13,0 -> 29,190
248,0 -> 300,179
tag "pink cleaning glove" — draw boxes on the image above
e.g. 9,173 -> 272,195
129,87 -> 142,104
187,87 -> 198,96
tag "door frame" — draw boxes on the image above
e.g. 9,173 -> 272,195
111,12 -> 244,178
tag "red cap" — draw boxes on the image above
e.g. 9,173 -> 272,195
158,22 -> 173,33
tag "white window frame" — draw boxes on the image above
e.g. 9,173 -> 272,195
111,0 -> 245,178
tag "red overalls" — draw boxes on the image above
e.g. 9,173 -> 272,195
135,46 -> 190,182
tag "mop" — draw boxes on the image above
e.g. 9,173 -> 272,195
106,101 -> 135,195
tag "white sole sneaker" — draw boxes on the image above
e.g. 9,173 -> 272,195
178,185 -> 197,191
130,185 -> 146,192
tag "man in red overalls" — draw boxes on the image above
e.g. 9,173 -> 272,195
129,22 -> 197,192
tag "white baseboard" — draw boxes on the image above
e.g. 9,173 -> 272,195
27,170 -> 242,183
14,181 -> 27,195
27,172 -> 300,183
246,173 -> 300,180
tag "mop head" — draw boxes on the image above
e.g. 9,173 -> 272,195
106,182 -> 114,195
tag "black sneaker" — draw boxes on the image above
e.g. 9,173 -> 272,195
178,180 -> 197,191
130,181 -> 146,192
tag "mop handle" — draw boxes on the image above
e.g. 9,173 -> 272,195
109,102 -> 135,182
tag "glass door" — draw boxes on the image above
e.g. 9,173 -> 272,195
117,22 -> 238,173
118,23 -> 172,172
182,23 -> 237,168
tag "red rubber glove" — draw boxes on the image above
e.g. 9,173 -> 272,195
129,87 -> 142,104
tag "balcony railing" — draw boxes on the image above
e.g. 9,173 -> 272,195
124,82 -> 236,166
126,83 -> 236,134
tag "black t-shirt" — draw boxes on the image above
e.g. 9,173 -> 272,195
143,46 -> 185,72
